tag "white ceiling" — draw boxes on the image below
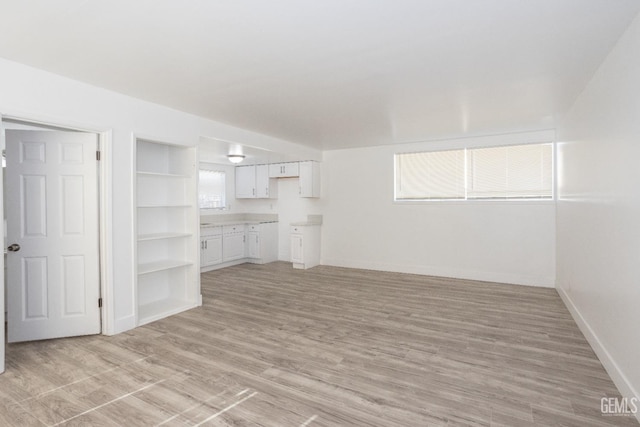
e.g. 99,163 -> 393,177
0,0 -> 638,150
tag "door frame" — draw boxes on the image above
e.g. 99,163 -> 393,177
0,113 -> 114,372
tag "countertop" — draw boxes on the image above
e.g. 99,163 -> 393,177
201,220 -> 278,227
290,214 -> 323,227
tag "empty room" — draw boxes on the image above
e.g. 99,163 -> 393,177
0,0 -> 639,425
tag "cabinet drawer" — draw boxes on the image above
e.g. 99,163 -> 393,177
201,226 -> 222,237
247,224 -> 260,232
223,224 -> 245,234
290,225 -> 303,234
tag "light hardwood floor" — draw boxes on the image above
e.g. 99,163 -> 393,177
0,262 -> 637,426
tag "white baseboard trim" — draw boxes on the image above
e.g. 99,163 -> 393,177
111,314 -> 136,336
321,258 -> 554,288
200,259 -> 247,273
557,286 -> 640,423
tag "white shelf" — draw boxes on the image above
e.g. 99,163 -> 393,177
137,171 -> 191,178
135,139 -> 200,329
138,232 -> 192,241
138,260 -> 192,275
138,298 -> 195,326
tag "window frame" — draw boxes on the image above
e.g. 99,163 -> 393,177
198,167 -> 227,210
394,142 -> 555,203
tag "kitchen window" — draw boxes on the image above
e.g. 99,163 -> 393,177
199,169 -> 226,209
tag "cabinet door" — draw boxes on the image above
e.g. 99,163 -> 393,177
291,234 -> 304,264
255,165 -> 271,198
235,166 -> 256,198
223,233 -> 245,261
298,161 -> 317,198
283,162 -> 299,177
202,236 -> 223,266
247,232 -> 260,259
268,163 -> 283,178
269,162 -> 299,178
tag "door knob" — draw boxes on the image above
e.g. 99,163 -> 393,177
7,244 -> 20,252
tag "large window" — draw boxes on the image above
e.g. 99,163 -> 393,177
199,169 -> 226,209
395,143 -> 553,201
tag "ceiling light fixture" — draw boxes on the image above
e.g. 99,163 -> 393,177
227,154 -> 245,164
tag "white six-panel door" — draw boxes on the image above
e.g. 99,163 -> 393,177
6,130 -> 101,342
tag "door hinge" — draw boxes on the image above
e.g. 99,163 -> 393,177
98,297 -> 103,308
96,151 -> 101,161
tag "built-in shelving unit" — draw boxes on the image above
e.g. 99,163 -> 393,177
135,139 -> 201,326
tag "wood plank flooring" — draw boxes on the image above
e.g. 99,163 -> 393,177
0,262 -> 637,426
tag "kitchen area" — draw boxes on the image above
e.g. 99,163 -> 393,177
198,139 -> 323,274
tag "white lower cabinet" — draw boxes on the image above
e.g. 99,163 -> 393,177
290,234 -> 304,264
290,224 -> 321,269
246,223 -> 278,264
201,227 -> 222,267
223,225 -> 246,262
200,222 -> 278,271
247,231 -> 260,259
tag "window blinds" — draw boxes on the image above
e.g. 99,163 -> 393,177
198,170 -> 226,208
395,143 -> 553,201
466,144 -> 552,199
396,149 -> 465,199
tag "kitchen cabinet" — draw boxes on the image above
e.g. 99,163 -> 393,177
298,161 -> 321,198
236,165 -> 277,199
290,233 -> 304,264
256,164 -> 277,198
290,224 -> 321,269
246,223 -> 278,263
247,230 -> 260,259
201,226 -> 222,267
223,225 -> 246,261
269,162 -> 299,178
136,139 -> 201,326
200,221 -> 279,271
235,165 -> 256,198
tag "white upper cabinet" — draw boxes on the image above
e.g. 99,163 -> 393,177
236,165 -> 277,199
299,161 -> 321,198
235,165 -> 256,198
237,161 -> 320,199
256,164 -> 277,198
269,162 -> 299,178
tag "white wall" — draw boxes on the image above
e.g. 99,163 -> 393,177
556,13 -> 640,411
320,130 -> 556,287
0,57 -> 320,335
